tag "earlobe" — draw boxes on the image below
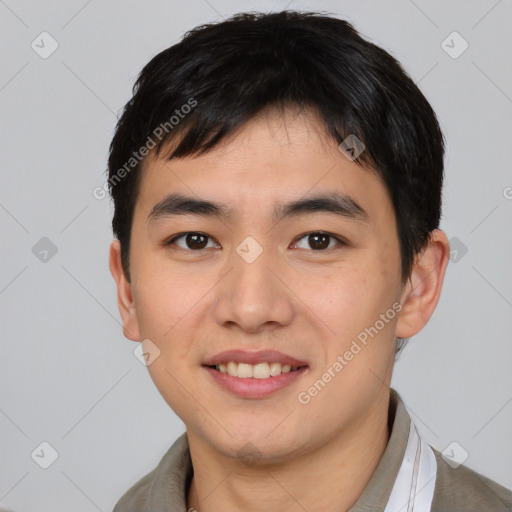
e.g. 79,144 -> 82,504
395,229 -> 450,339
109,240 -> 141,341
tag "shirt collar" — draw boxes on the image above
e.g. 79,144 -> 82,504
145,388 -> 411,511
348,388 -> 412,511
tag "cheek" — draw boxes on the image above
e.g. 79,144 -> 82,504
297,267 -> 374,339
132,250 -> 197,328
135,270 -> 204,414
131,260 -> 233,381
145,357 -> 201,426
303,262 -> 399,357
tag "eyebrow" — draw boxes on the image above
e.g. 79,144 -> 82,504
147,192 -> 369,225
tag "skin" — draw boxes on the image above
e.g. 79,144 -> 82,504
110,107 -> 450,512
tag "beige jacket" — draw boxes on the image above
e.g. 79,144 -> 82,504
113,389 -> 512,511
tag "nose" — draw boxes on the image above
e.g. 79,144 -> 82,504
213,243 -> 294,334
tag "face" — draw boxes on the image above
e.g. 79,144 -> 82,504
115,108 -> 407,463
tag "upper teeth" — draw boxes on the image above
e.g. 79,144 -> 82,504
216,361 -> 300,379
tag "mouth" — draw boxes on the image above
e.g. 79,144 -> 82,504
202,349 -> 309,398
203,361 -> 307,379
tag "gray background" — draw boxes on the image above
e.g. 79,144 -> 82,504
1,0 -> 511,510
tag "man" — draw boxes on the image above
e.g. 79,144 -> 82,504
108,10 -> 512,511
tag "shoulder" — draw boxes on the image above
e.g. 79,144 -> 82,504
112,468 -> 155,512
112,432 -> 191,512
431,447 -> 512,511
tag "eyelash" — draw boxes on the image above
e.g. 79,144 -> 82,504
163,231 -> 347,251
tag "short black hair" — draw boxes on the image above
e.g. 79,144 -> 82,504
108,9 -> 445,293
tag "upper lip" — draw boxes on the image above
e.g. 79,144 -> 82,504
203,349 -> 308,367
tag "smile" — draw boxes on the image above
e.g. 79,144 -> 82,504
203,365 -> 309,399
207,361 -> 305,379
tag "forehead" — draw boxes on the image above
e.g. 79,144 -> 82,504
135,108 -> 394,224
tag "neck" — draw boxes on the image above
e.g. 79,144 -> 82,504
187,391 -> 392,512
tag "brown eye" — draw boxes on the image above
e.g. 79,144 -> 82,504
185,233 -> 208,249
294,232 -> 345,251
308,233 -> 330,250
166,232 -> 217,250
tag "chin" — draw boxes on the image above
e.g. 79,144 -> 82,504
200,425 -> 311,467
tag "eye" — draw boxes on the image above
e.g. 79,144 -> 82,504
292,231 -> 346,251
164,231 -> 346,252
165,232 -> 219,250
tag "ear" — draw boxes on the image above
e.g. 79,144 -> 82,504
395,229 -> 450,338
109,240 -> 141,341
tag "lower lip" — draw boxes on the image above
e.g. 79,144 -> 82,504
203,366 -> 308,399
